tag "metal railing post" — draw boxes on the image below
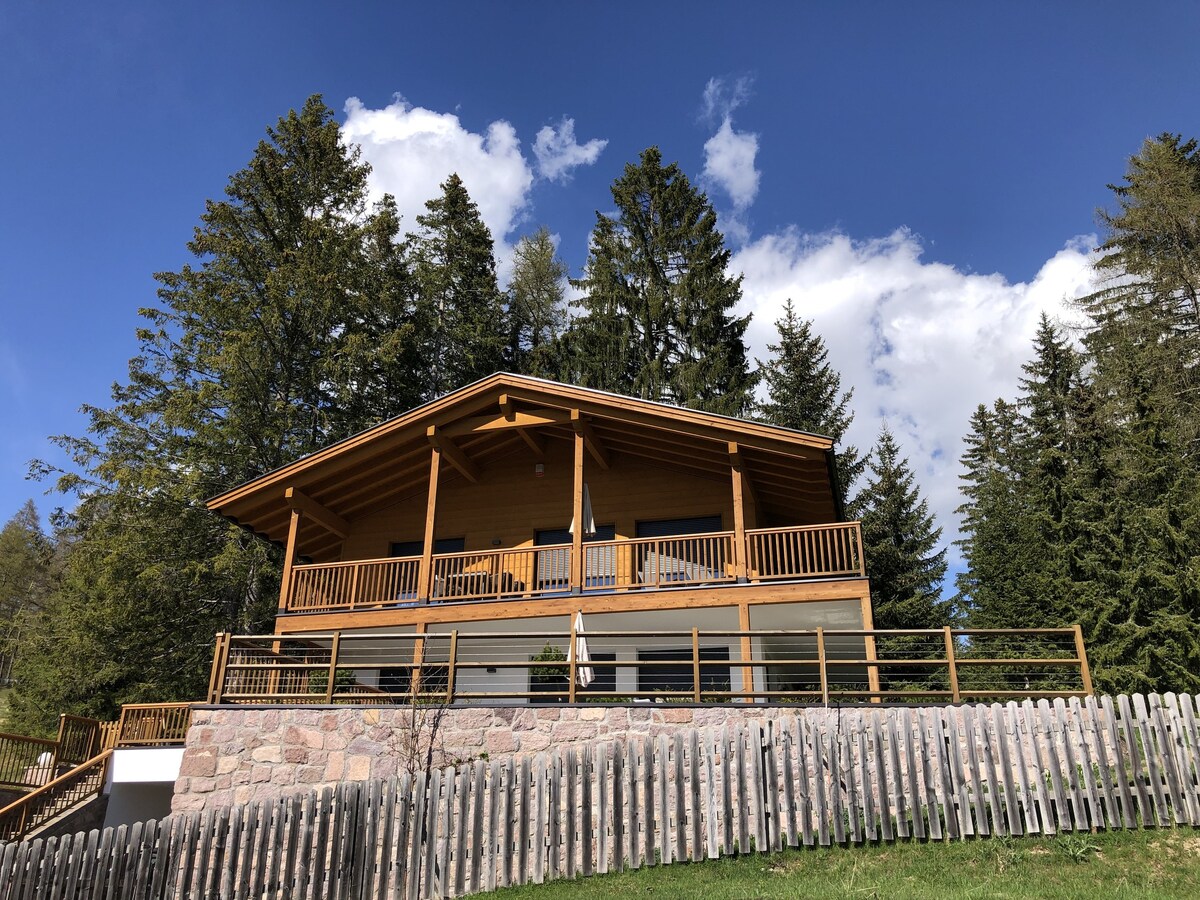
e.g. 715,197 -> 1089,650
816,628 -> 829,705
944,626 -> 961,704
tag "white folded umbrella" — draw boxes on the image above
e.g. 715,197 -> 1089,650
574,611 -> 595,688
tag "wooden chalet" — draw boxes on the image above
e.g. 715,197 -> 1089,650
206,373 -> 880,702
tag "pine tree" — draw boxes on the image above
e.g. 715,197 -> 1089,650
855,427 -> 951,630
15,96 -> 421,728
566,147 -> 755,415
758,299 -> 864,507
0,502 -> 58,691
411,173 -> 507,396
506,227 -> 568,377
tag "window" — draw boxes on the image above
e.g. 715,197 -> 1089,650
637,647 -> 731,696
533,525 -> 616,591
529,652 -> 617,702
378,665 -> 449,696
634,515 -> 725,583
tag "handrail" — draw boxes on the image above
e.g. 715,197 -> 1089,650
0,750 -> 112,842
281,523 -> 866,613
209,625 -> 1092,707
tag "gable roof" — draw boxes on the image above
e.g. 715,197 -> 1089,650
207,373 -> 841,554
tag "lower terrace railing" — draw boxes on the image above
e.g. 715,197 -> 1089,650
113,702 -> 194,747
0,751 -> 112,842
0,733 -> 57,790
282,522 -> 864,613
208,626 -> 1092,706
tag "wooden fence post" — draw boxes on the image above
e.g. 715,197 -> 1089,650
692,628 -> 702,703
1073,624 -> 1093,695
944,627 -> 961,704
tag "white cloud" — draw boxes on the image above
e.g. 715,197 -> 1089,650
533,117 -> 608,182
341,95 -> 534,275
734,228 -> 1098,565
703,119 -> 760,212
700,77 -> 760,244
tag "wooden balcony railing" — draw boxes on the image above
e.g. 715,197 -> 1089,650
208,625 -> 1092,707
114,702 -> 193,747
747,522 -> 864,579
282,523 -> 863,613
0,751 -> 112,842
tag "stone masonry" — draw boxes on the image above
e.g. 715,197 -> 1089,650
171,704 -> 826,813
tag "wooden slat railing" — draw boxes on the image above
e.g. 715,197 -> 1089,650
746,521 -> 864,579
582,532 -> 736,590
290,556 -> 422,612
114,703 -> 193,747
209,625 -> 1092,706
0,750 -> 112,842
53,714 -> 104,767
0,733 -> 57,790
282,523 -> 865,613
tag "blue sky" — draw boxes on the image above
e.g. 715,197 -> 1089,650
2,1 -> 1199,567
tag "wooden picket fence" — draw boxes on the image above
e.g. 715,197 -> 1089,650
3,693 -> 1200,898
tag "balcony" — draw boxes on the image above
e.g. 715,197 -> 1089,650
283,522 -> 865,614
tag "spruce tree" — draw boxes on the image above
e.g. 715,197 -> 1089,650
411,173 -> 507,396
855,427 -> 951,630
566,147 -> 755,415
15,96 -> 421,728
758,299 -> 864,507
0,502 -> 58,691
506,227 -> 568,377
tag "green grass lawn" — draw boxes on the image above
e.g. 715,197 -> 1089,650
0,688 -> 10,730
492,829 -> 1200,899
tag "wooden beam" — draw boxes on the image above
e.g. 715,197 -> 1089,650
499,393 -> 515,419
427,425 -> 480,484
739,602 -> 754,703
278,509 -> 303,611
570,429 -> 584,593
443,408 -> 573,438
273,577 -> 874,633
571,410 -> 610,471
417,446 -> 442,604
284,487 -> 348,539
729,445 -> 748,581
516,427 -> 545,458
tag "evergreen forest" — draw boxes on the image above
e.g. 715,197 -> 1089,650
2,97 -> 1196,731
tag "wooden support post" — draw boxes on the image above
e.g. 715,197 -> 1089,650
1073,624 -> 1093,695
418,446 -> 442,604
738,603 -> 754,703
728,443 -> 749,582
570,429 -> 584,594
278,508 -> 303,611
816,627 -> 829,706
692,628 -> 702,703
411,624 -> 426,700
207,632 -> 230,704
325,632 -> 341,704
568,614 -> 578,704
859,592 -> 880,703
944,626 -> 961,704
446,631 -> 459,704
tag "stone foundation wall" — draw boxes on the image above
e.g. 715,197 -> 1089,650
172,704 -> 829,813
